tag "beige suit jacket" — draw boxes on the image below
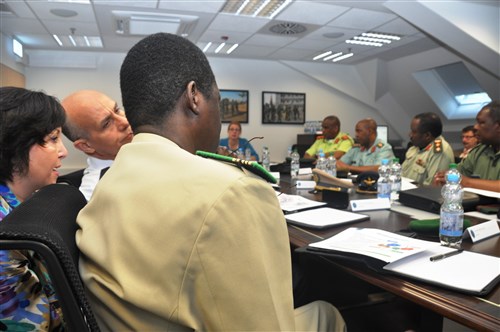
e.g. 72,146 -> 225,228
76,133 -> 296,331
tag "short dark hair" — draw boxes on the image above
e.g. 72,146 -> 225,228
481,100 -> 500,124
0,87 -> 66,183
414,112 -> 442,138
461,125 -> 476,134
120,33 -> 217,130
324,115 -> 340,128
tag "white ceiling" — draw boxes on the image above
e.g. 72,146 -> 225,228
0,0 -> 443,65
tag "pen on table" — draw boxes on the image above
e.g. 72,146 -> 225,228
429,249 -> 464,262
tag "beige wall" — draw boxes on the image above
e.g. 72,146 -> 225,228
1,63 -> 25,87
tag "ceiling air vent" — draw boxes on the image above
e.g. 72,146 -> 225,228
0,1 -> 15,16
269,22 -> 307,35
112,11 -> 198,37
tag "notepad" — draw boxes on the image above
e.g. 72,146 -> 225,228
285,207 -> 369,229
276,192 -> 326,212
307,228 -> 500,295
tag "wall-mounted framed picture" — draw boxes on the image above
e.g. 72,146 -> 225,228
262,91 -> 305,124
220,89 -> 249,123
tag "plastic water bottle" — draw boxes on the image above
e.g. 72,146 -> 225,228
287,146 -> 293,158
262,146 -> 270,171
389,158 -> 402,201
316,150 -> 327,171
245,147 -> 251,161
326,153 -> 337,177
290,149 -> 300,178
439,164 -> 464,248
237,148 -> 244,160
377,159 -> 391,200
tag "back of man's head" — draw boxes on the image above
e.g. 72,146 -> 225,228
414,112 -> 442,138
120,33 -> 217,131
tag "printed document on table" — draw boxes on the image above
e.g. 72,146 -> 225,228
309,228 -> 439,263
285,207 -> 369,229
276,192 -> 326,212
464,187 -> 500,199
384,245 -> 500,294
309,228 -> 500,294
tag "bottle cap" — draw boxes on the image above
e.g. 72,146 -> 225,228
449,163 -> 457,169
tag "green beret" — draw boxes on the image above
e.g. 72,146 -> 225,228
409,218 -> 472,235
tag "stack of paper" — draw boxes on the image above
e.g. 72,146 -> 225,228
285,207 -> 369,229
309,228 -> 500,295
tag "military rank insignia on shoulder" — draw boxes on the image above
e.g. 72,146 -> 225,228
341,135 -> 349,141
316,135 -> 324,141
377,142 -> 384,148
434,139 -> 442,153
195,150 -> 277,184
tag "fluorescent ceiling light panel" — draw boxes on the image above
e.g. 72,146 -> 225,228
68,34 -> 77,46
227,44 -> 239,54
53,34 -> 63,46
354,36 -> 391,44
214,42 -> 226,53
221,0 -> 292,18
323,52 -> 342,61
362,32 -> 400,40
313,51 -> 332,60
202,42 -> 212,52
48,0 -> 90,3
346,40 -> 383,47
333,53 -> 354,62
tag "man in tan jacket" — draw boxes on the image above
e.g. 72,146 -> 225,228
76,33 -> 345,331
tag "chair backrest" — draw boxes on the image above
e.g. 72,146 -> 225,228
57,168 -> 85,188
0,183 -> 100,331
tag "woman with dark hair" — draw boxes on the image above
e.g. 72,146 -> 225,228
0,86 -> 68,331
218,121 -> 259,161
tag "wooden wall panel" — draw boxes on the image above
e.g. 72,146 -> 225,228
0,63 -> 25,87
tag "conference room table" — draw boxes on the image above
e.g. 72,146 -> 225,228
278,175 -> 500,332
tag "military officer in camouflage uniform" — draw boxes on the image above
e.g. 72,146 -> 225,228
401,112 -> 454,185
304,115 -> 354,160
435,100 -> 500,192
337,118 -> 394,174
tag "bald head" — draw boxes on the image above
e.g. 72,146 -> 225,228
355,118 -> 377,147
62,90 -> 133,160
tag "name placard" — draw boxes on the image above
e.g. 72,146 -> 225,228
350,198 -> 391,212
466,220 -> 500,243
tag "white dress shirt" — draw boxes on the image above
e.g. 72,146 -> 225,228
79,157 -> 113,201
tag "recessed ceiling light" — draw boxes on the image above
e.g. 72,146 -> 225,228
50,8 -> 78,17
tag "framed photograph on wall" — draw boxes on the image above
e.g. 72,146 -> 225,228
220,89 -> 249,123
262,91 -> 305,124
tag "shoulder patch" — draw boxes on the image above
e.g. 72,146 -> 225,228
341,135 -> 349,140
377,142 -> 384,148
433,139 -> 442,153
196,150 -> 277,183
316,135 -> 324,140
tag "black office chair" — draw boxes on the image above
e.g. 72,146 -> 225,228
57,168 -> 85,188
0,184 -> 100,331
